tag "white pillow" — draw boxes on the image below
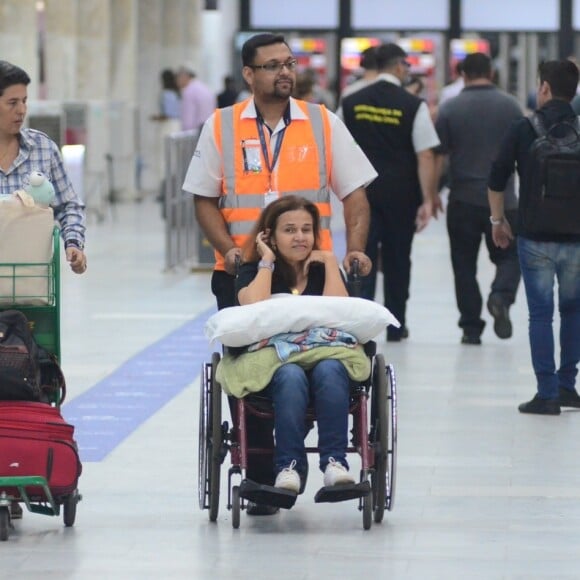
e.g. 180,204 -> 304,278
204,294 -> 400,347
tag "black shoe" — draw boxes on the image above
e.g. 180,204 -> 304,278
387,326 -> 408,342
246,501 -> 280,516
487,294 -> 512,339
518,394 -> 560,415
559,387 -> 580,408
461,334 -> 481,345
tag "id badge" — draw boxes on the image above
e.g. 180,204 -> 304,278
242,139 -> 262,173
264,191 -> 279,207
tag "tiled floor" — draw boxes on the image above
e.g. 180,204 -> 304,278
3,199 -> 580,580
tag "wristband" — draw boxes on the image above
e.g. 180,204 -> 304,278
258,260 -> 275,272
489,216 -> 505,226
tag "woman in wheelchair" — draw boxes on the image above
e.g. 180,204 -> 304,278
235,195 -> 357,494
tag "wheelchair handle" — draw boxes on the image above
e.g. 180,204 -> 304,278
349,258 -> 362,298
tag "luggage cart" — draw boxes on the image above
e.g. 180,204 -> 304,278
0,228 -> 82,541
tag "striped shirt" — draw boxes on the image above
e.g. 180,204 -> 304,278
0,128 -> 86,249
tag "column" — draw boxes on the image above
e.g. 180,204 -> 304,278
0,0 -> 38,97
43,0 -> 78,100
76,0 -> 111,100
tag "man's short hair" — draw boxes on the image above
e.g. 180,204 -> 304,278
461,53 -> 492,80
0,61 -> 30,97
359,46 -> 378,71
241,33 -> 289,67
539,59 -> 579,101
375,43 -> 408,70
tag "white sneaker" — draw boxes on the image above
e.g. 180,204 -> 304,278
274,460 -> 301,493
323,457 -> 355,487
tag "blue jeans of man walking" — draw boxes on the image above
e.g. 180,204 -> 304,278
263,360 -> 351,478
518,237 -> 580,400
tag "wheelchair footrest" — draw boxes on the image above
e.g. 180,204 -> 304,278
314,481 -> 371,503
239,479 -> 298,510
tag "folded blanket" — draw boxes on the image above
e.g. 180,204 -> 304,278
216,345 -> 371,399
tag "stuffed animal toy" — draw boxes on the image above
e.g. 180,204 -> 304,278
24,171 -> 55,207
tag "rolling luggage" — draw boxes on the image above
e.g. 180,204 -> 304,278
0,401 -> 82,539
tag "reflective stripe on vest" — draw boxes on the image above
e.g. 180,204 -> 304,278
213,100 -> 333,270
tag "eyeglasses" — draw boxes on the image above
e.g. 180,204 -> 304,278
248,59 -> 298,73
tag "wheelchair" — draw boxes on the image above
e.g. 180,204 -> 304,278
198,340 -> 397,530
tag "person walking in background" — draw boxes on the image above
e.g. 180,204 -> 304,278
438,60 -> 465,107
336,45 -> 378,118
294,72 -> 316,102
434,52 -> 523,345
182,32 -> 376,514
157,69 -> 181,120
217,75 -> 239,109
175,65 -> 216,131
341,42 -> 440,342
404,75 -> 425,97
488,60 -> 580,415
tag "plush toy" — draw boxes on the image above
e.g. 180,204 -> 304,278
24,171 -> 55,207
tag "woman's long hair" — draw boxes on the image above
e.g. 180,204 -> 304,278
241,195 -> 321,288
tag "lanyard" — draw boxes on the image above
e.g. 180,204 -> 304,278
256,117 -> 287,177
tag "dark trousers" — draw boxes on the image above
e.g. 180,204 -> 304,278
211,270 -> 275,486
360,200 -> 417,337
446,200 -> 521,337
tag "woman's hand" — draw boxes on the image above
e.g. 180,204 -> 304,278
256,230 -> 276,262
303,250 -> 334,275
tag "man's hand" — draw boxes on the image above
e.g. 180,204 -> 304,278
415,199 -> 433,232
66,247 -> 87,274
431,194 -> 445,219
224,247 -> 242,275
343,251 -> 372,276
491,221 -> 514,249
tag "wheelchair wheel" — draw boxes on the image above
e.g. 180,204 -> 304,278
371,353 -> 387,523
208,352 -> 222,522
371,353 -> 397,523
197,360 -> 210,510
198,352 -> 222,521
361,472 -> 372,530
385,364 -> 398,511
231,485 -> 241,530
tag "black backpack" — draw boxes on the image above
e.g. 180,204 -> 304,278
0,310 -> 42,401
523,114 -> 580,236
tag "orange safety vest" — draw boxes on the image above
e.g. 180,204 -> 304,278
213,99 -> 333,271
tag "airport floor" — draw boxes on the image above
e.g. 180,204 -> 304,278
4,198 -> 580,580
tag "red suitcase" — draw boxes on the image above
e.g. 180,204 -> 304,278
0,401 -> 82,500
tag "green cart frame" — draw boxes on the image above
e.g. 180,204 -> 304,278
0,227 -> 81,540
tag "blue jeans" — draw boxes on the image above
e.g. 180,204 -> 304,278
263,360 -> 351,476
518,237 -> 580,399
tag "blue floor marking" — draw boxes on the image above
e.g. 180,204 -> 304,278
63,308 -> 216,462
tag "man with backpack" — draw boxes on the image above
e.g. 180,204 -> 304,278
488,60 -> 580,415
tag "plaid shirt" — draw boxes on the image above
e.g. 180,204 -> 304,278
0,128 -> 86,249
